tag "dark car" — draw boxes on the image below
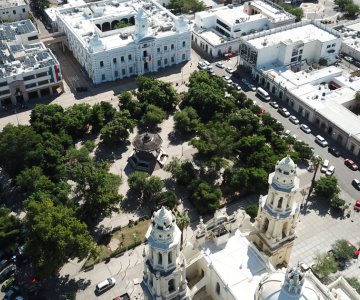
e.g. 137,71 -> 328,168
0,259 -> 11,272
0,265 -> 16,283
352,179 -> 360,191
344,159 -> 359,171
4,285 -> 20,300
328,146 -> 340,157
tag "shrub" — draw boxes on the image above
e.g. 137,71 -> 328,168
245,204 -> 259,219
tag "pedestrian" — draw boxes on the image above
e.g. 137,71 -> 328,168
190,62 -> 192,67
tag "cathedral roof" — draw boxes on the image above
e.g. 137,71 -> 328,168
153,206 -> 174,229
277,156 -> 296,174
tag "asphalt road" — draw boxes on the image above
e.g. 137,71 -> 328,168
205,60 -> 360,204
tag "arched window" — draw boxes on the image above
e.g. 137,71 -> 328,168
168,252 -> 173,264
168,279 -> 175,293
158,253 -> 162,265
216,282 -> 220,295
278,197 -> 283,209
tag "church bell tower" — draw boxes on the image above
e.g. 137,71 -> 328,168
253,156 -> 300,267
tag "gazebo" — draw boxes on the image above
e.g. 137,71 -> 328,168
128,132 -> 168,172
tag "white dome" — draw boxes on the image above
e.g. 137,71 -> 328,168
256,267 -> 322,300
277,156 -> 296,174
153,206 -> 174,229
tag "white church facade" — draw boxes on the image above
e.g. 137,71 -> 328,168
143,156 -> 360,300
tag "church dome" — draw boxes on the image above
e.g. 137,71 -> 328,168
153,206 -> 174,229
255,266 -> 322,300
277,156 -> 296,175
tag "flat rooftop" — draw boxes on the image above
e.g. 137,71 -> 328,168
56,0 -> 189,52
201,230 -> 270,299
334,20 -> 360,53
248,24 -> 338,49
0,0 -> 27,9
0,21 -> 58,79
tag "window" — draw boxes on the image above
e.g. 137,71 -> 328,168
22,8 -> 25,12
168,252 -> 172,264
28,35 -> 38,41
38,80 -> 49,86
171,56 -> 174,63
142,43 -> 148,48
291,57 -> 297,62
326,45 -> 331,48
299,49 -> 303,54
114,70 -> 118,77
0,90 -> 10,96
24,75 -> 35,81
164,45 -> 167,51
13,10 -> 16,14
128,54 -> 132,60
216,283 -> 220,295
121,56 -> 124,62
182,53 -> 185,60
122,69 -> 126,75
157,47 -> 160,53
216,19 -> 230,31
278,197 -> 283,209
100,61 -> 104,67
182,41 -> 186,47
158,59 -> 161,67
164,58 -> 168,65
171,44 -> 174,50
332,43 -> 336,47
102,74 -> 105,80
36,72 -> 48,78
158,253 -> 162,265
113,58 -> 117,64
0,81 -> 8,87
129,67 -> 133,74
25,83 -> 36,89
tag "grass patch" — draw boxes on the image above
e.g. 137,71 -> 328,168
113,219 -> 150,249
84,245 -> 112,268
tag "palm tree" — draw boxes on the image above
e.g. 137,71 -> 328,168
176,211 -> 190,249
305,155 -> 323,208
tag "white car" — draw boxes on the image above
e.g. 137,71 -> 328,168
248,83 -> 256,92
326,165 -> 335,176
344,56 -> 353,62
269,101 -> 279,108
321,159 -> 329,173
198,62 -> 207,70
225,67 -> 236,74
223,75 -> 231,81
233,83 -> 242,91
215,62 -> 225,68
300,124 -> 311,134
289,115 -> 299,124
202,60 -> 211,67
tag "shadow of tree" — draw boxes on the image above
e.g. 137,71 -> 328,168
167,130 -> 192,146
94,141 -> 130,162
302,195 -> 330,217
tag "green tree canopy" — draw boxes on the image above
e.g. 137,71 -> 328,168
164,158 -> 197,186
174,107 -> 200,134
228,109 -> 260,136
100,110 -> 136,145
64,104 -> 92,139
314,176 -> 340,199
331,239 -> 356,261
168,0 -> 205,12
140,104 -> 166,130
30,104 -> 66,134
157,191 -> 179,210
312,252 -> 338,278
188,179 -> 222,214
24,198 -> 96,278
118,91 -> 143,120
90,102 -> 117,132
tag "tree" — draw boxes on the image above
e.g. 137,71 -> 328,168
188,179 -> 222,214
331,195 -> 346,209
118,91 -> 143,120
176,211 -> 190,249
157,191 -> 179,210
90,102 -> 117,132
314,176 -> 340,199
0,208 -> 21,253
331,239 -> 356,261
24,198 -> 96,278
281,4 -> 304,21
293,141 -> 314,160
168,0 -> 205,13
306,155 -> 323,206
228,109 -> 259,136
127,172 -> 164,206
312,252 -> 338,278
0,124 -> 43,177
64,104 -> 92,139
174,107 -> 200,134
136,76 -> 179,111
344,2 -> 359,16
30,104 -> 66,134
164,158 -> 197,186
335,0 -> 352,10
245,204 -> 259,220
100,110 -> 136,145
140,105 -> 166,130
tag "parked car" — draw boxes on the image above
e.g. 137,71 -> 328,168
95,277 -> 116,295
352,179 -> 360,191
325,165 -> 335,176
300,124 -> 311,134
344,56 -> 353,62
0,265 -> 16,283
207,69 -> 215,75
321,160 -> 329,173
233,83 -> 241,91
248,83 -> 257,92
202,60 -> 211,68
289,115 -> 299,124
215,62 -> 225,68
354,199 -> 360,211
269,101 -> 279,108
197,62 -> 207,70
225,67 -> 236,74
3,285 -> 20,300
1,276 -> 15,291
315,135 -> 328,147
345,241 -> 359,258
278,107 -> 290,117
113,293 -> 130,300
344,159 -> 359,171
0,259 -> 11,272
328,146 -> 340,157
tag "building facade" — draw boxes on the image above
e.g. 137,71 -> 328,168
55,0 -> 192,84
252,156 -> 300,268
143,207 -> 188,300
0,20 -> 63,107
0,0 -> 29,22
192,0 -> 295,58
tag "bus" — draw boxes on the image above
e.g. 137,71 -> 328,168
256,87 -> 271,102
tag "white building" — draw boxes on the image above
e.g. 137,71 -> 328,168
240,20 -> 341,69
0,0 -> 29,22
0,20 -> 63,106
334,20 -> 360,62
144,156 -> 360,300
192,0 -> 295,58
54,0 -> 192,84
